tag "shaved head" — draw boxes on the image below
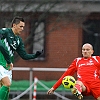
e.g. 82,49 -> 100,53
82,43 -> 93,50
82,43 -> 94,58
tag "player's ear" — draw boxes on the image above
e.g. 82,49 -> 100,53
92,50 -> 94,55
12,23 -> 16,28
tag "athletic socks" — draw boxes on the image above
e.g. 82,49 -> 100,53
74,84 -> 82,93
0,86 -> 9,100
71,84 -> 83,100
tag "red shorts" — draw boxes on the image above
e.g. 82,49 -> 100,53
81,80 -> 100,99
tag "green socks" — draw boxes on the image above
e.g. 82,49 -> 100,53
0,86 -> 9,100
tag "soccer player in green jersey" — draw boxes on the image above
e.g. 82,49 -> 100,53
0,16 -> 43,100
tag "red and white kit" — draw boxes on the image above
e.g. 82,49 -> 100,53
53,56 -> 100,99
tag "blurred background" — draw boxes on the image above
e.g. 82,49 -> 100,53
0,0 -> 100,100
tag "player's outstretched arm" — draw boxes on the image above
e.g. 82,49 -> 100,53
47,87 -> 55,95
16,39 -> 43,60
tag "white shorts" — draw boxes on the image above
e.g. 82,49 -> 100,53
0,65 -> 12,83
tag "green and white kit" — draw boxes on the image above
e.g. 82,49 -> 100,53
0,28 -> 38,70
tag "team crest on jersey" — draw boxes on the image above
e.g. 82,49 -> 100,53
89,59 -> 93,63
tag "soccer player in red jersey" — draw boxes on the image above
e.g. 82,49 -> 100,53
47,43 -> 100,100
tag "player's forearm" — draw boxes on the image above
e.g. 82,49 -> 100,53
17,49 -> 42,60
53,67 -> 76,90
53,79 -> 62,90
20,53 -> 42,60
20,53 -> 38,60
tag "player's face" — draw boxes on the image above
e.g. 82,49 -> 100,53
13,21 -> 25,35
82,44 -> 94,58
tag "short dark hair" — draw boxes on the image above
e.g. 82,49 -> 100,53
11,16 -> 25,26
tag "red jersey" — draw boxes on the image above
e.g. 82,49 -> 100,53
53,56 -> 100,90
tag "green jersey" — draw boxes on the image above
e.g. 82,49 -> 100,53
0,28 -> 38,70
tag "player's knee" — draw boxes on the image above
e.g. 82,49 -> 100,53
6,82 -> 11,87
3,82 -> 11,87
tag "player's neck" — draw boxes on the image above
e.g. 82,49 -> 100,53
11,28 -> 18,35
83,56 -> 92,59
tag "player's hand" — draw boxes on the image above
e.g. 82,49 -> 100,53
47,87 -> 55,95
6,63 -> 13,70
35,50 -> 43,57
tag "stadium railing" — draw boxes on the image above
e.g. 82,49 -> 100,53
11,67 -> 71,100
